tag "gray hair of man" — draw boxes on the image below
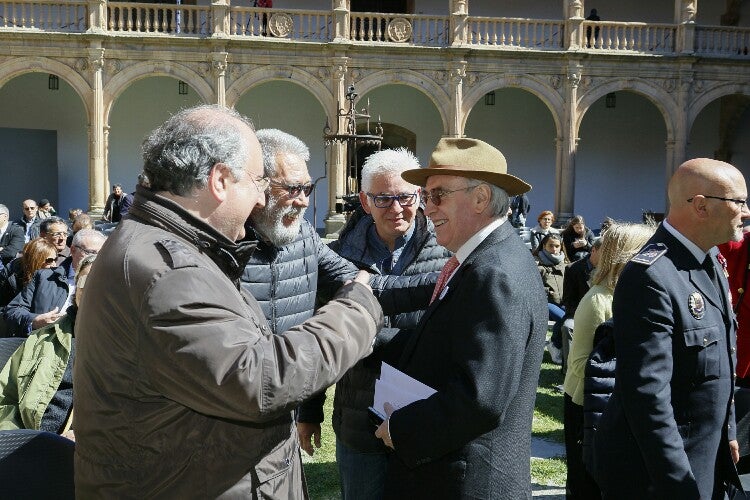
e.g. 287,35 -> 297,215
465,178 -> 510,218
255,129 -> 310,178
360,148 -> 420,193
141,105 -> 255,196
0,204 -> 8,217
71,228 -> 106,249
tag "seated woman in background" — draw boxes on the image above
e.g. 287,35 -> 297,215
530,210 -> 560,250
561,215 -> 596,262
0,254 -> 96,440
0,238 -> 59,307
562,222 -> 654,499
534,233 -> 568,324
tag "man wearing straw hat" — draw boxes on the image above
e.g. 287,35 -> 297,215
374,137 -> 548,498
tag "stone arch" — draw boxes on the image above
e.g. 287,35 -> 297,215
577,79 -> 677,141
352,69 -> 450,134
461,75 -> 564,138
687,81 -> 750,131
103,61 -> 213,121
0,57 -> 91,116
225,66 -> 333,121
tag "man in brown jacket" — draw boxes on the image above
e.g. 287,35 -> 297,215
73,105 -> 383,498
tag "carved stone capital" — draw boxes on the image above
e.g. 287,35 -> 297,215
567,71 -> 581,88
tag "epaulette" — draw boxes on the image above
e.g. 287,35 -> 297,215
156,238 -> 199,269
631,243 -> 667,265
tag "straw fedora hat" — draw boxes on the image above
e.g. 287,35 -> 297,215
402,137 -> 531,196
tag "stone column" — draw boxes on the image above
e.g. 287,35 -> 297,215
675,0 -> 697,53
556,65 -> 581,223
450,0 -> 468,46
447,60 -> 466,137
211,52 -> 228,106
87,45 -> 107,214
87,0 -> 106,32
666,71 -> 692,191
211,0 -> 229,37
332,0 -> 350,41
564,0 -> 584,50
324,56 -> 349,236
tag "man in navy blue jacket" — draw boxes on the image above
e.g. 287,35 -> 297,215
594,158 -> 748,498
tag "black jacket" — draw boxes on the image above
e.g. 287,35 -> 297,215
0,224 -> 25,265
298,208 -> 450,454
582,319 -> 614,472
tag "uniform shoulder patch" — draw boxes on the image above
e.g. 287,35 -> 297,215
155,238 -> 199,269
631,243 -> 668,265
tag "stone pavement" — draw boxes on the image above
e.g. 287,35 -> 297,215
531,437 -> 566,498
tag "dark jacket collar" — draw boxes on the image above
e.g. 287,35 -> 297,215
127,186 -> 257,281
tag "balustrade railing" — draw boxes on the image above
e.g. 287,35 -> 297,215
350,12 -> 449,46
229,8 -> 331,41
695,26 -> 750,57
107,2 -> 210,34
582,21 -> 675,53
0,0 -> 86,31
467,16 -> 563,49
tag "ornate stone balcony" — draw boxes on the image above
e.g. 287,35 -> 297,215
1,0 -> 748,59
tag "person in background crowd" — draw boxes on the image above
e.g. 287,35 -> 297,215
4,229 -> 104,337
0,254 -> 96,440
15,199 -> 41,243
530,210 -> 560,249
0,204 -> 25,266
39,217 -> 70,266
374,137 -> 547,498
510,192 -> 531,228
73,104 -> 383,498
118,173 -> 148,219
594,158 -> 747,498
562,215 -> 596,262
0,238 -> 58,308
297,147 -> 450,500
559,237 -> 602,373
37,199 -> 56,219
67,208 -> 83,227
534,233 -> 568,324
66,213 -> 94,247
102,184 -> 127,223
562,222 -> 654,499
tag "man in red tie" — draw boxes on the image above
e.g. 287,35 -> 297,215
374,137 -> 548,498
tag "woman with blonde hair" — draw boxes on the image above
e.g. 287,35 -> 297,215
562,221 -> 655,499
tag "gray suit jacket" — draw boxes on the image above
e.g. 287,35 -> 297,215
385,221 -> 548,499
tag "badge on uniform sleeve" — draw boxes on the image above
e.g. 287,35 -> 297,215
688,292 -> 706,319
631,243 -> 668,265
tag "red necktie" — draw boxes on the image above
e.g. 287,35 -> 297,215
430,256 -> 460,304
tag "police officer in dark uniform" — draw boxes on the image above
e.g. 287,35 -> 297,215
594,158 -> 749,498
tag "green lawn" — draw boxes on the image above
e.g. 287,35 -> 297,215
302,352 -> 566,498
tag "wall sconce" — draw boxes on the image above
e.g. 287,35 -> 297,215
48,74 -> 59,91
484,91 -> 496,106
178,80 -> 188,95
606,92 -> 616,108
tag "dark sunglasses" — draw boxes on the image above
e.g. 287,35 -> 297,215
422,186 -> 478,206
44,257 -> 57,264
270,179 -> 314,198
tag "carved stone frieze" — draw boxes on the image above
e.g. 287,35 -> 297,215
268,13 -> 294,38
693,80 -> 705,93
386,17 -> 412,43
106,59 -> 122,75
662,78 -> 676,93
579,75 -> 593,89
550,74 -> 562,90
464,72 -> 479,87
317,67 -> 330,80
506,74 -> 520,86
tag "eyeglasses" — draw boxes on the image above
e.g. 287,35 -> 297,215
44,257 -> 57,264
270,179 -> 315,198
366,192 -> 418,209
687,195 -> 747,210
23,206 -> 37,211
250,173 -> 271,192
423,185 -> 479,206
74,245 -> 99,256
47,231 -> 67,238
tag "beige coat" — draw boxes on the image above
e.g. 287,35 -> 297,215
73,189 -> 382,499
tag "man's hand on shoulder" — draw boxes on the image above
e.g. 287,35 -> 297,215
297,422 -> 322,456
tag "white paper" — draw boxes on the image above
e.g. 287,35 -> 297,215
371,362 -> 436,419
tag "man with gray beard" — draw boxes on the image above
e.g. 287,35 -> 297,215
240,129 -> 360,335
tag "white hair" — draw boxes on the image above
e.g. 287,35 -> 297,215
360,148 -> 420,193
256,129 -> 310,177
